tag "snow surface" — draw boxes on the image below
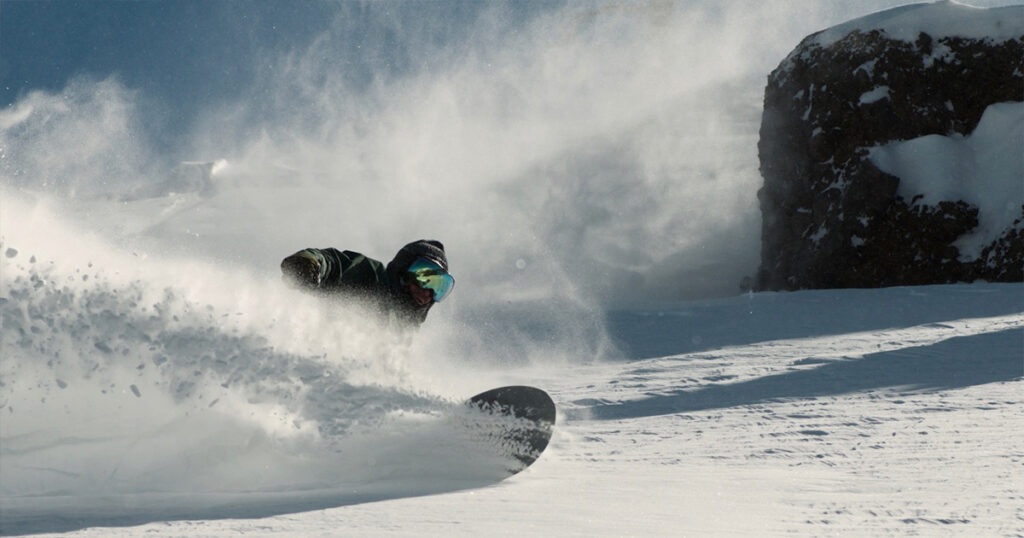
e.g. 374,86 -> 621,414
2,1 -> 1023,536
858,85 -> 891,104
3,222 -> 1022,535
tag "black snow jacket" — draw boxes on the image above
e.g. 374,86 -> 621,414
281,240 -> 449,327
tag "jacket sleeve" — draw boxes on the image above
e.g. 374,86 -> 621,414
281,248 -> 386,292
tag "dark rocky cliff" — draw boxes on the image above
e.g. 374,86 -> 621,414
756,5 -> 1023,291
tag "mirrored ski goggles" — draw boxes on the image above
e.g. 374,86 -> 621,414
406,257 -> 455,302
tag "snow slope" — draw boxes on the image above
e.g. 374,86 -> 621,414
2,196 -> 1022,535
3,245 -> 1021,536
2,0 -> 1023,536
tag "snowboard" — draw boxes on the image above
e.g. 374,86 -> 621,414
465,385 -> 556,475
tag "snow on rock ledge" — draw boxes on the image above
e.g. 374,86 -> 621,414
756,1 -> 1024,291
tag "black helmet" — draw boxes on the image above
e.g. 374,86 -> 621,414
388,239 -> 448,274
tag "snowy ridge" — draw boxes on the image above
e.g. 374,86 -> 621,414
812,1 -> 1024,47
780,1 -> 1024,78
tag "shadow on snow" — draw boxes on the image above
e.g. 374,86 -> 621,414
604,284 -> 1024,360
578,327 -> 1023,421
0,481 -> 493,536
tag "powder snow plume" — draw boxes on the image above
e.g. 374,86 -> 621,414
1,194 -> 538,527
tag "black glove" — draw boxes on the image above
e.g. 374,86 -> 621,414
281,253 -> 321,288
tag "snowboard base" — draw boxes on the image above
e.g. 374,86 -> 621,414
465,385 -> 556,474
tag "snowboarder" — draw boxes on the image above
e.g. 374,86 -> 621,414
280,239 -> 454,328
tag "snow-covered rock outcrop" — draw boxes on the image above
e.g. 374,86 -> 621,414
756,1 -> 1024,291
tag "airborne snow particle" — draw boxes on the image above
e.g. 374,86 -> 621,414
130,385 -> 142,398
4,248 -> 17,258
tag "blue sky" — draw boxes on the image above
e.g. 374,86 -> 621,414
1,1 -> 552,151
